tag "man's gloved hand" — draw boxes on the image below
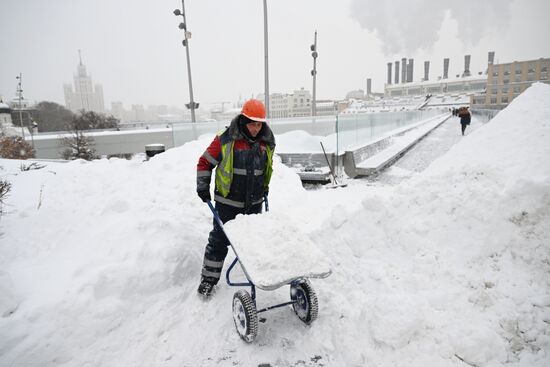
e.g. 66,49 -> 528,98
197,190 -> 211,203
264,187 -> 269,197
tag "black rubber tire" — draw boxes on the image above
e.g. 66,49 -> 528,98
290,279 -> 318,324
232,290 -> 258,342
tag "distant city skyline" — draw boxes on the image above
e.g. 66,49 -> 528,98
63,51 -> 105,113
1,0 -> 549,109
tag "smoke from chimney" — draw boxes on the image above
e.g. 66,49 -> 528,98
349,1 -> 512,55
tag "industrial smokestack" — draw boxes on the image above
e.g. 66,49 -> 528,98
401,57 -> 407,83
407,58 -> 414,82
424,61 -> 430,81
394,61 -> 400,84
443,58 -> 449,79
387,62 -> 392,85
366,78 -> 372,95
464,55 -> 471,77
488,51 -> 495,65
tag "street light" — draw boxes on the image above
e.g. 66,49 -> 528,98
311,31 -> 318,117
16,73 -> 25,138
30,120 -> 37,148
174,0 -> 198,123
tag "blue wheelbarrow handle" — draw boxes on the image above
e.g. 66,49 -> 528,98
206,200 -> 223,228
205,200 -> 256,291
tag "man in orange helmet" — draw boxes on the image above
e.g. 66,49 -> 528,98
196,99 -> 276,297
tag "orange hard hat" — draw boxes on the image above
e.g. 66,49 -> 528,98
241,99 -> 266,122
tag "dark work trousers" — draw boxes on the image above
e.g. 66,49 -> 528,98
200,201 -> 263,284
461,123 -> 468,136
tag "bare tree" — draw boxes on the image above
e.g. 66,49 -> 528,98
32,103 -> 119,133
77,111 -> 119,130
60,116 -> 96,160
0,178 -> 11,216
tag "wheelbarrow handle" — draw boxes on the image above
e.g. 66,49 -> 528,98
206,200 -> 224,228
205,200 -> 255,288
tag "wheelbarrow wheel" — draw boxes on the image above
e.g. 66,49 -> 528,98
232,290 -> 258,342
290,279 -> 318,324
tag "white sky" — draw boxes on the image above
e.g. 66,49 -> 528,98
0,0 -> 549,109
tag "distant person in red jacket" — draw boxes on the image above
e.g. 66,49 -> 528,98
458,106 -> 471,136
195,99 -> 276,297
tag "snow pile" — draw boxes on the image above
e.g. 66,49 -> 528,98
0,83 -> 549,366
311,83 -> 550,365
275,130 -> 324,153
224,211 -> 332,289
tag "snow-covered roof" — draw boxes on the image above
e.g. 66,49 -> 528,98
386,74 -> 487,90
0,101 -> 11,111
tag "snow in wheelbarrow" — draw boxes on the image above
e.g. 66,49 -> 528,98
222,210 -> 332,291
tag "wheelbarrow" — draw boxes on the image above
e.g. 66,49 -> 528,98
206,198 -> 331,342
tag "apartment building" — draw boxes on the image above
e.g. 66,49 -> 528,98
475,58 -> 550,107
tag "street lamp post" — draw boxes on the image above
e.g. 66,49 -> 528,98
174,1 -> 198,123
16,73 -> 25,138
311,31 -> 318,117
30,120 -> 37,149
263,0 -> 270,118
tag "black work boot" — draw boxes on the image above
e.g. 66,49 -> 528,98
197,277 -> 217,297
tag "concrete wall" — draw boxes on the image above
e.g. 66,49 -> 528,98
31,128 -> 174,159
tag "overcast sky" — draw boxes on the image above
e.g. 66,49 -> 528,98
1,0 -> 549,110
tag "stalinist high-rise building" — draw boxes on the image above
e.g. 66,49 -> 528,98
63,50 -> 105,113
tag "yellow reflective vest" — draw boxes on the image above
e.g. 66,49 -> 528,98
215,130 -> 274,197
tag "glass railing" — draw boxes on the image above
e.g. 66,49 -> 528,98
471,108 -> 500,124
171,109 -> 444,154
328,109 -> 442,153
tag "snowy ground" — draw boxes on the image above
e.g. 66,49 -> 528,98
1,84 -> 549,366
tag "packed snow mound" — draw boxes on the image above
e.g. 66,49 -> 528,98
0,83 -> 549,366
311,82 -> 550,366
0,138 -> 307,366
425,82 -> 550,179
275,130 -> 323,153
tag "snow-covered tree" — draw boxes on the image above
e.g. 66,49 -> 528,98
60,115 -> 96,161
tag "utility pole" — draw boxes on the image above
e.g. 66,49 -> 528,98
16,73 -> 25,138
263,0 -> 270,118
174,1 -> 198,122
311,31 -> 318,117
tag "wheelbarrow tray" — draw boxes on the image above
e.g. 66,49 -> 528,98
222,211 -> 332,291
